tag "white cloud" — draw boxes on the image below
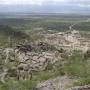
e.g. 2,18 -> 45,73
0,0 -> 90,7
77,4 -> 90,7
0,0 -> 67,4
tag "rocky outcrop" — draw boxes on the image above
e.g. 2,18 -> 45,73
44,30 -> 90,52
66,85 -> 90,90
33,76 -> 75,90
0,42 -> 63,82
0,30 -> 90,88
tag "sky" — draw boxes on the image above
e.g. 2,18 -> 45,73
0,0 -> 90,6
0,0 -> 90,13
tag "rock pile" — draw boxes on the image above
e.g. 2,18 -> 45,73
0,42 -> 62,82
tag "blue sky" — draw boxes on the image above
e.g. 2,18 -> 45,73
0,0 -> 90,13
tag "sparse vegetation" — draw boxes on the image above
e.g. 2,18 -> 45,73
64,51 -> 90,87
0,14 -> 90,90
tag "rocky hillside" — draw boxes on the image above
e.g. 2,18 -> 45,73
0,30 -> 90,90
44,30 -> 90,52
